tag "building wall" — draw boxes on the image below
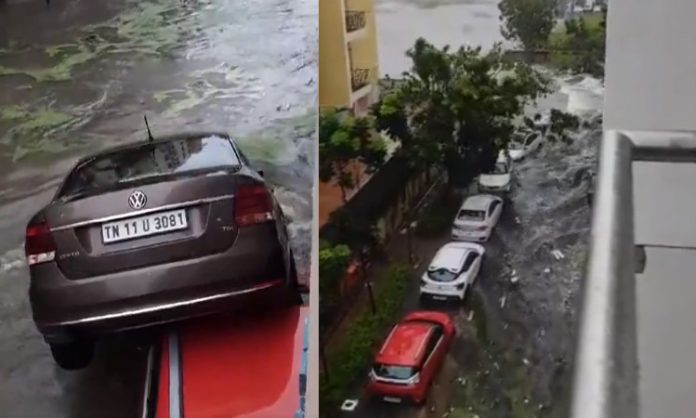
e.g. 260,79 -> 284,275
604,0 -> 696,131
319,0 -> 351,108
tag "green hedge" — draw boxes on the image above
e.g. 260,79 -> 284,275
319,264 -> 411,415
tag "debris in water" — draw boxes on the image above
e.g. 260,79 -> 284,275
515,216 -> 521,224
467,310 -> 474,321
551,249 -> 565,260
524,398 -> 530,404
503,323 -> 509,330
522,358 -> 530,366
544,267 -> 551,274
510,269 -> 519,284
500,295 -> 507,308
340,399 -> 358,411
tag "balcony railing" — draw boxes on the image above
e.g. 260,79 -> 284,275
351,68 -> 371,91
345,11 -> 366,33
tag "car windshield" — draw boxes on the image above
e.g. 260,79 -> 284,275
457,209 -> 485,221
427,267 -> 459,282
373,363 -> 417,380
525,132 -> 540,146
59,135 -> 241,197
492,162 -> 509,174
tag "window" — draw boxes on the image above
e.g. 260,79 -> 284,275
421,324 -> 444,365
59,135 -> 240,198
461,252 -> 479,271
458,209 -> 485,221
427,268 -> 458,282
373,364 -> 417,380
488,200 -> 500,216
525,132 -> 540,146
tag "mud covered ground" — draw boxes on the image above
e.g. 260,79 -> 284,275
0,1 -> 316,417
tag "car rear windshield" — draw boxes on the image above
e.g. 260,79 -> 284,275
457,209 -> 485,221
59,135 -> 240,197
427,267 -> 458,282
373,363 -> 417,380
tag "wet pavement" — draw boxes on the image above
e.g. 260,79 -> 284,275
0,0 -> 316,417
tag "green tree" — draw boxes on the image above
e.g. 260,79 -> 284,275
550,6 -> 607,77
376,38 -> 548,187
318,243 -> 351,332
319,109 -> 387,203
499,0 -> 556,51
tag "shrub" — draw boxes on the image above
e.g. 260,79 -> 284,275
319,265 -> 411,416
319,244 -> 351,334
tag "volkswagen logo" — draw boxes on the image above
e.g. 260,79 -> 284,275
128,190 -> 147,210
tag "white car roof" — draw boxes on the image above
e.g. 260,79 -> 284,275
429,242 -> 484,272
461,194 -> 500,211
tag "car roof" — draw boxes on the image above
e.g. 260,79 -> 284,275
429,244 -> 472,271
74,131 -> 233,168
461,194 -> 498,211
377,320 -> 435,366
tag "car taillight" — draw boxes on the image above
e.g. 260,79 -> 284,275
25,222 -> 56,266
234,184 -> 273,227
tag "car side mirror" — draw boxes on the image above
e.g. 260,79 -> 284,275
257,170 -> 264,177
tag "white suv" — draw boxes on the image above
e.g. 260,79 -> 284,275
420,242 -> 485,301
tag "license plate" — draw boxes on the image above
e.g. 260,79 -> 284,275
432,295 -> 447,300
383,396 -> 402,403
101,209 -> 188,244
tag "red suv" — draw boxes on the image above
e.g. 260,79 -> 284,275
367,311 -> 455,404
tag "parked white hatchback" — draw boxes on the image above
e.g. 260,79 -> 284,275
451,194 -> 503,242
478,152 -> 512,193
420,242 -> 485,301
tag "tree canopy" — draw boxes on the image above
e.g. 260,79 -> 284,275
374,38 -> 549,186
554,7 -> 607,77
499,0 -> 556,51
319,109 -> 387,202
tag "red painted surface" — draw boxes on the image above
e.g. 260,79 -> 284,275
163,305 -> 307,418
155,334 -> 170,418
376,321 -> 433,366
367,310 -> 455,404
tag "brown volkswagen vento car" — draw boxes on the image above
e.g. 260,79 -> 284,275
26,132 -> 302,369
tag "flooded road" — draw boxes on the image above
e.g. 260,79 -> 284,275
356,1 -> 605,416
0,0 -> 316,417
352,75 -> 603,418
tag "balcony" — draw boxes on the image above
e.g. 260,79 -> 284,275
344,10 -> 367,42
350,68 -> 371,92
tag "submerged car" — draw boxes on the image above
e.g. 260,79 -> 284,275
26,132 -> 301,369
451,194 -> 503,242
478,152 -> 513,193
367,311 -> 455,405
508,130 -> 543,161
420,242 -> 485,301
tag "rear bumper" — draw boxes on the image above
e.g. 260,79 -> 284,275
30,227 -> 288,343
420,285 -> 465,300
452,229 -> 489,242
366,380 -> 424,403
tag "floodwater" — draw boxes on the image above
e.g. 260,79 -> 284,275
0,0 -> 316,417
358,1 -> 605,416
375,0 -> 508,77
